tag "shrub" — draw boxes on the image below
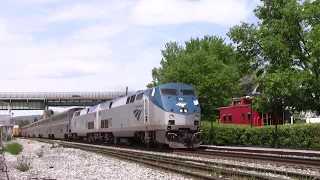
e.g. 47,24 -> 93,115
201,121 -> 320,150
15,156 -> 31,172
3,142 -> 23,155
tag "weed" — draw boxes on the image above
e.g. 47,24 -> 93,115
15,156 -> 31,172
36,149 -> 44,157
3,142 -> 23,155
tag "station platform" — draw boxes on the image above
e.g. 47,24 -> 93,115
200,145 -> 320,157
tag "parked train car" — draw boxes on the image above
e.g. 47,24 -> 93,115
22,83 -> 203,149
13,125 -> 19,137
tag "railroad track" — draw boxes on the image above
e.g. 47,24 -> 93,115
173,149 -> 320,180
192,149 -> 320,170
29,138 -> 320,180
200,146 -> 320,158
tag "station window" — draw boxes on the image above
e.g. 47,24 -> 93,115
242,113 -> 245,122
228,114 -> 232,122
248,113 -> 251,122
234,101 -> 241,105
223,114 -> 226,122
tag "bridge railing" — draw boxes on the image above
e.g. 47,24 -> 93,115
0,92 -> 135,99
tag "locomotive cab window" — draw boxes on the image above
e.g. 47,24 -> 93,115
180,89 -> 195,96
135,93 -> 143,101
161,88 -> 178,95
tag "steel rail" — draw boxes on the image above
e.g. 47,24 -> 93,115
172,150 -> 320,180
194,149 -> 320,169
200,146 -> 320,158
32,139 -> 290,180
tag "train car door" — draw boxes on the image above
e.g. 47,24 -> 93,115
143,95 -> 151,144
143,96 -> 149,127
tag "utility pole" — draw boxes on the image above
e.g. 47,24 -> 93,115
274,88 -> 278,148
250,97 -> 253,127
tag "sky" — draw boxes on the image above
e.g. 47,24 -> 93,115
0,0 -> 262,117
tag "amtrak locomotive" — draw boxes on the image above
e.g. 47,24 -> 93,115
21,83 -> 203,149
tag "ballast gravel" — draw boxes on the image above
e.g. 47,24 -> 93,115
2,139 -> 191,180
56,140 -> 319,178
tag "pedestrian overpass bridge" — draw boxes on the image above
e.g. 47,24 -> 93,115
0,90 -> 134,111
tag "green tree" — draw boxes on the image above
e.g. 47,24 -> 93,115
17,119 -> 30,128
227,0 -> 320,113
147,36 -> 248,120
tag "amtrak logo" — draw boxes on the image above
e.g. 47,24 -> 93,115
133,108 -> 142,121
176,102 -> 187,107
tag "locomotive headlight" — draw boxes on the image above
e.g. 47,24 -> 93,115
180,109 -> 183,112
183,108 -> 188,113
169,115 -> 174,119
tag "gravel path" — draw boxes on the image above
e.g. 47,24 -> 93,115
2,139 -> 191,180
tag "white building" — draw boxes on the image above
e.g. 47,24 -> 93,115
300,110 -> 320,123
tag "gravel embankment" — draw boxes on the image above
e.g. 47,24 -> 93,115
2,139 -> 191,180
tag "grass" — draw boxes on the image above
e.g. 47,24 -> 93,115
3,142 -> 23,155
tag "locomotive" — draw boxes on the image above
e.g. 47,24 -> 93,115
21,83 -> 203,149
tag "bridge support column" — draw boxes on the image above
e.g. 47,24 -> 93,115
43,105 -> 49,119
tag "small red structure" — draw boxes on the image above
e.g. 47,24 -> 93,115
217,96 -> 278,126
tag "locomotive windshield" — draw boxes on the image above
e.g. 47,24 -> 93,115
160,88 -> 195,96
180,89 -> 195,95
161,88 -> 178,95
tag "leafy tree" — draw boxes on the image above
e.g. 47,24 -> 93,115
147,36 -> 248,120
228,0 -> 320,113
17,119 -> 30,128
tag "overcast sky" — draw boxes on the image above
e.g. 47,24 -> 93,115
0,0 -> 261,117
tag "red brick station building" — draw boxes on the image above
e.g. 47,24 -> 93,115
217,85 -> 289,126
